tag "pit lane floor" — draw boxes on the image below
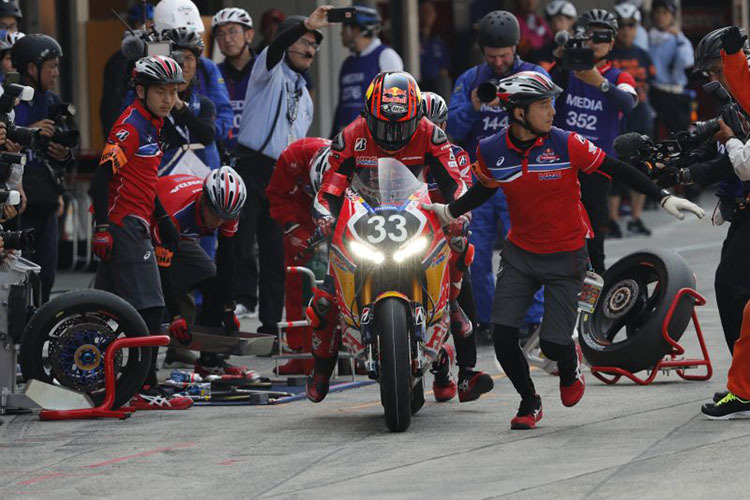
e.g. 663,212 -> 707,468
2,194 -> 748,499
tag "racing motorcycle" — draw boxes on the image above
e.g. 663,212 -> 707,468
329,158 -> 451,432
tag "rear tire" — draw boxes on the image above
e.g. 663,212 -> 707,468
20,290 -> 152,409
376,298 -> 412,432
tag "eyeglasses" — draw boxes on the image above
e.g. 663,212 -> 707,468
295,38 -> 320,52
215,27 -> 244,40
702,67 -> 723,78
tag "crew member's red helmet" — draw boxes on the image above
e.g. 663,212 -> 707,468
363,71 -> 423,151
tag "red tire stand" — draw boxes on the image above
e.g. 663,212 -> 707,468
39,335 -> 170,420
589,288 -> 713,385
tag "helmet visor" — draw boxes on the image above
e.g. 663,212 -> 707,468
366,113 -> 419,151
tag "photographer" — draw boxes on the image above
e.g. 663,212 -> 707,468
10,34 -> 76,303
551,9 -> 638,273
447,10 -> 546,344
634,28 -> 747,356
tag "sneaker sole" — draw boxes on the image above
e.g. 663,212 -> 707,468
702,410 -> 750,420
511,408 -> 543,430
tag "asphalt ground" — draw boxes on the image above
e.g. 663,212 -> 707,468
2,192 -> 748,499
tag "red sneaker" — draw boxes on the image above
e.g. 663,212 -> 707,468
510,395 -> 543,430
560,344 -> 585,407
431,344 -> 456,402
128,388 -> 193,411
457,369 -> 494,402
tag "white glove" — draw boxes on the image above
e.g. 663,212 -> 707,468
660,195 -> 705,220
422,202 -> 455,227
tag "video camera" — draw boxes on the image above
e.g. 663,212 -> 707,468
34,102 -> 80,151
554,29 -> 613,71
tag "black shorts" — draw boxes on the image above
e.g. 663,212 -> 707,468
492,242 -> 588,345
169,239 -> 217,294
94,216 -> 164,311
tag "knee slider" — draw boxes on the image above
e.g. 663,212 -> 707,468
308,284 -> 336,329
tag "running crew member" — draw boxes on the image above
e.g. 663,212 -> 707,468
91,55 -> 192,410
447,10 -> 546,344
153,167 -> 257,379
266,137 -> 331,375
423,71 -> 703,429
308,71 -> 494,404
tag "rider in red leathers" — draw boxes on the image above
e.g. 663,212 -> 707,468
266,137 -> 331,375
307,72 -> 494,404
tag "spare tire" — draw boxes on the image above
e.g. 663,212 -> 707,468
579,249 -> 695,373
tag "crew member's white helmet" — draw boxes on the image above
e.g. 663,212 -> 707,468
154,0 -> 205,35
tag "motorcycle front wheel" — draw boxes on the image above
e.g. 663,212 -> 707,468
377,297 -> 412,432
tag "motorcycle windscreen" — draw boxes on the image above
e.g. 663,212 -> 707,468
351,158 -> 428,208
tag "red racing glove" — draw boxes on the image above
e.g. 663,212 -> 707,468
169,316 -> 191,344
92,225 -> 114,261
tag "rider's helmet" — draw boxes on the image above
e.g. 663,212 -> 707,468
309,146 -> 331,194
154,0 -> 204,35
203,166 -> 247,220
343,5 -> 381,36
495,71 -> 563,111
211,7 -> 253,31
11,34 -> 62,76
162,27 -> 205,57
694,27 -> 749,73
0,30 -> 23,58
421,91 -> 448,126
613,3 -> 641,24
544,1 -> 577,21
363,71 -> 423,151
577,9 -> 618,34
132,55 -> 185,87
0,1 -> 22,21
477,11 -> 520,48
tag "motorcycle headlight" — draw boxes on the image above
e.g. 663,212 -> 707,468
393,236 -> 428,263
349,240 -> 385,265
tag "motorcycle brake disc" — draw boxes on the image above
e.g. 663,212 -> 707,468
602,279 -> 640,320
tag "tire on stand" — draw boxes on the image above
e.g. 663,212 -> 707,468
20,289 -> 152,409
376,297 -> 412,432
579,249 -> 695,373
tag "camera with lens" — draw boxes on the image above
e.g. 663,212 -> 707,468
0,74 -> 41,148
0,228 -> 34,251
679,80 -> 746,144
554,29 -> 613,71
34,101 -> 80,152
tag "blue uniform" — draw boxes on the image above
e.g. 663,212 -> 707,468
447,57 -> 547,327
196,56 -> 233,143
554,63 -> 636,156
419,35 -> 450,83
218,57 -> 254,153
160,92 -> 221,175
332,43 -> 388,134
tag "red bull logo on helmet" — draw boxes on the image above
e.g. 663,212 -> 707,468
383,86 -> 407,104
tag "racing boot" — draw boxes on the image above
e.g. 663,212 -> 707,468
457,368 -> 494,402
306,356 -> 338,403
510,394 -> 543,430
431,344 -> 457,402
195,353 -> 260,382
128,385 -> 193,411
559,343 -> 585,407
449,300 -> 472,338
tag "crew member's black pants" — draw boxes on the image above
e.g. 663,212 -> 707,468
455,270 -> 477,369
579,172 -> 610,275
715,211 -> 750,352
234,149 -> 285,334
20,211 -> 58,303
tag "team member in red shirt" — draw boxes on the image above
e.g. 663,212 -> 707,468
307,71 -> 493,404
91,55 -> 191,410
266,137 -> 331,375
425,71 -> 703,429
153,167 -> 255,379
